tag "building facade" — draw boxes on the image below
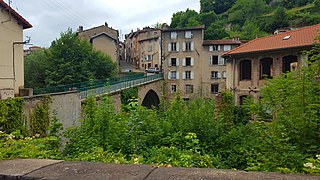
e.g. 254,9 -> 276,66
77,23 -> 119,64
0,1 -> 32,98
223,24 -> 320,105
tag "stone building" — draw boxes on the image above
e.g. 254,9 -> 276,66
77,23 -> 119,64
223,23 -> 320,105
0,1 -> 32,99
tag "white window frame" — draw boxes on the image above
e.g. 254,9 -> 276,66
218,56 -> 225,65
224,45 -> 231,51
185,84 -> 194,93
171,31 -> 177,39
222,71 -> 227,79
185,31 -> 192,39
171,84 -> 177,92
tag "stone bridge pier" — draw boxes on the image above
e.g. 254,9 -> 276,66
137,80 -> 163,108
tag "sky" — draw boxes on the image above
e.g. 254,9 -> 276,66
7,0 -> 200,48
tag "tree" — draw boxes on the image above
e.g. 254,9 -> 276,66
24,49 -> 49,88
44,29 -> 116,86
200,0 -> 236,14
204,23 -> 229,40
199,12 -> 218,28
170,9 -> 200,28
265,7 -> 290,33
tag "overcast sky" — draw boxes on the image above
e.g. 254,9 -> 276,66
8,0 -> 199,48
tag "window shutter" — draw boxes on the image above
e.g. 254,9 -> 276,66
209,45 -> 213,52
176,43 -> 180,51
182,72 -> 186,79
223,71 -> 227,78
182,58 -> 186,67
191,71 -> 194,80
168,58 -> 172,66
209,56 -> 213,65
217,72 -> 222,79
191,42 -> 194,51
191,57 -> 194,66
168,43 -> 171,52
218,45 -> 221,51
168,72 -> 171,79
218,56 -> 224,65
176,72 -> 180,80
176,58 -> 180,66
182,42 -> 186,51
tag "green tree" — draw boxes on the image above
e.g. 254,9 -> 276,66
265,7 -> 290,33
199,12 -> 218,28
45,29 -> 117,86
170,9 -> 200,28
24,49 -> 49,88
204,23 -> 229,40
200,0 -> 236,14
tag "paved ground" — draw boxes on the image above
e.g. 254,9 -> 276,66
1,159 -> 320,180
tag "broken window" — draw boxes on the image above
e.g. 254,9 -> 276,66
282,55 -> 298,73
260,58 -> 273,79
240,60 -> 252,80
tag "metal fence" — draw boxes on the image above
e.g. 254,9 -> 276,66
33,73 -> 146,95
79,73 -> 164,100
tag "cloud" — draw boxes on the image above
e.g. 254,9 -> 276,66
13,0 -> 199,47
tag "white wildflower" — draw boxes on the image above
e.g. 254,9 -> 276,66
0,131 -> 4,134
304,162 -> 316,169
316,155 -> 320,161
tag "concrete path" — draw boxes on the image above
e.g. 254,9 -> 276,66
0,159 -> 320,180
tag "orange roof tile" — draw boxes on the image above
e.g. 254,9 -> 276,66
224,24 -> 320,56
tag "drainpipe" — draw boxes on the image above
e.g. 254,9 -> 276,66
232,57 -> 236,103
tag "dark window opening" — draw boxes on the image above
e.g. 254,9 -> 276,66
260,58 -> 273,79
171,58 -> 177,66
211,84 -> 219,94
171,42 -> 177,51
212,56 -> 218,65
239,95 -> 248,105
282,55 -> 298,73
240,60 -> 252,80
186,57 -> 191,66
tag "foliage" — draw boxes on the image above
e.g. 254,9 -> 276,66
200,0 -> 235,14
0,98 -> 24,134
30,96 -> 51,136
120,87 -> 138,105
170,9 -> 201,28
24,29 -> 117,88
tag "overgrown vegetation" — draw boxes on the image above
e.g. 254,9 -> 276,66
169,0 -> 320,40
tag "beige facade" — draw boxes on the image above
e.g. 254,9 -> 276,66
0,1 -> 32,98
162,26 -> 242,100
125,27 -> 161,69
77,23 -> 119,63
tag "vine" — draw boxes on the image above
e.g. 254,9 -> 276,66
0,98 -> 24,133
30,96 -> 51,136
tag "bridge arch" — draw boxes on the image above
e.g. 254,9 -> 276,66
141,89 -> 160,108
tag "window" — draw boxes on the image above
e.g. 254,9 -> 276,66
185,31 -> 192,38
171,32 -> 177,39
171,58 -> 177,66
185,57 -> 191,66
260,58 -> 273,79
209,45 -> 220,51
145,55 -> 152,61
171,85 -> 177,92
183,42 -> 194,51
185,84 -> 194,93
148,45 -> 152,52
282,55 -> 298,73
168,42 -> 179,52
185,71 -> 191,79
239,95 -> 249,105
211,71 -> 221,79
222,71 -> 226,79
223,45 -> 231,51
240,60 -> 252,80
210,56 -> 218,65
168,71 -> 178,80
211,84 -> 219,94
218,56 -> 225,65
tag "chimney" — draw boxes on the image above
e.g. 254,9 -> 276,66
78,26 -> 83,32
105,22 -> 108,27
232,36 -> 240,42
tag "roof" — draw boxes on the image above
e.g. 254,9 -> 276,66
89,33 -> 117,42
203,40 -> 242,46
224,24 -> 320,56
162,25 -> 205,32
0,0 -> 32,29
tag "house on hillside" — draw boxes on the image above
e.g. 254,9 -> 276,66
0,1 -> 32,99
77,23 -> 120,64
162,26 -> 243,100
223,24 -> 320,105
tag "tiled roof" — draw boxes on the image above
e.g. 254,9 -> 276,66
162,25 -> 205,32
224,24 -> 320,56
203,40 -> 242,45
0,0 -> 32,29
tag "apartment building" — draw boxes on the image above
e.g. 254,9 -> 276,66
0,1 -> 32,99
125,27 -> 161,69
223,24 -> 320,105
77,23 -> 119,63
162,26 -> 242,100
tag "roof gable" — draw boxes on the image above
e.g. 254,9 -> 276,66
224,24 -> 320,56
0,0 -> 32,29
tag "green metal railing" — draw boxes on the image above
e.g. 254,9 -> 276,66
33,73 -> 146,95
79,73 -> 164,100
